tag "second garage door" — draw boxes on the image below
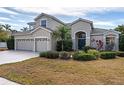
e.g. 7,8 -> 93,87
35,38 -> 48,52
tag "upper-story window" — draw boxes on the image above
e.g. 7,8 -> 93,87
41,20 -> 47,27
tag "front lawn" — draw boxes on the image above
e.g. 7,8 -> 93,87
0,57 -> 124,84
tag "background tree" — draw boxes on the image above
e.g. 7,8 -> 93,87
115,24 -> 124,34
52,25 -> 71,51
2,24 -> 11,32
119,34 -> 124,51
20,27 -> 28,32
0,24 -> 9,42
0,24 -> 3,31
115,25 -> 124,51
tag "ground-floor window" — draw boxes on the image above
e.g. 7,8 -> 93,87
105,36 -> 115,50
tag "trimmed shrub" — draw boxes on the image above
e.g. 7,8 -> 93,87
39,51 -> 59,59
100,52 -> 117,59
117,51 -> 124,57
56,40 -> 72,51
46,51 -> 59,59
59,51 -> 71,60
83,46 -> 95,53
73,51 -> 96,61
39,52 -> 47,57
88,49 -> 100,59
7,36 -> 14,50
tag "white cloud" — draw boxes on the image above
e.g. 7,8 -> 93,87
91,19 -> 117,29
0,17 -> 11,21
13,7 -> 124,17
94,21 -> 115,26
18,19 -> 26,23
0,8 -> 18,15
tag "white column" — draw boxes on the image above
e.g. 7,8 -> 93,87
72,36 -> 76,50
46,38 -> 48,51
33,38 -> 35,52
14,38 -> 16,50
86,37 -> 90,46
85,32 -> 90,46
103,36 -> 106,50
116,36 -> 119,51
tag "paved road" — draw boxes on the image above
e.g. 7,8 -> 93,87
0,50 -> 39,85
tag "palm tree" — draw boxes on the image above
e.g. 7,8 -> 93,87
20,27 -> 28,32
2,24 -> 11,32
52,25 -> 71,51
0,24 -> 3,31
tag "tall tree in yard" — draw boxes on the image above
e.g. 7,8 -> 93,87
52,26 -> 71,51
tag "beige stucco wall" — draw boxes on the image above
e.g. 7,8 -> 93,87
34,15 -> 63,31
47,17 -> 64,31
71,21 -> 92,50
34,16 -> 47,29
32,28 -> 51,38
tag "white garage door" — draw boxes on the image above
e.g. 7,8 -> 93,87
16,39 -> 34,51
35,38 -> 48,52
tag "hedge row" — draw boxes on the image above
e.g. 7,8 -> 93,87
40,50 -> 124,61
100,52 -> 117,59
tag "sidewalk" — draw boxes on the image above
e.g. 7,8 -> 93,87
0,77 -> 20,85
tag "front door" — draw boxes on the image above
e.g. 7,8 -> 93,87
78,39 -> 85,50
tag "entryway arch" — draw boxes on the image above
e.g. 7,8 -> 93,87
75,32 -> 86,50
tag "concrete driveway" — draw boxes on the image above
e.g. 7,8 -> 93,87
0,50 -> 39,85
0,50 -> 39,65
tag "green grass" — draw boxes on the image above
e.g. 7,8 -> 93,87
0,57 -> 124,84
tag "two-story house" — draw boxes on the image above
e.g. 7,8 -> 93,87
13,13 -> 121,52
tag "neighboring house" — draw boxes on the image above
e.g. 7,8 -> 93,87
12,13 -> 121,52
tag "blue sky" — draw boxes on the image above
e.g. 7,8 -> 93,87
0,7 -> 124,31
